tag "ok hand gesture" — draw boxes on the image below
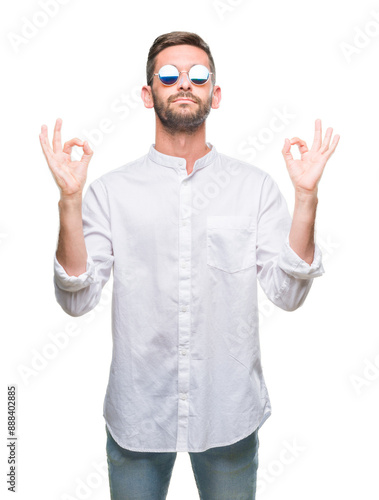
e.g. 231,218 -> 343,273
282,119 -> 340,196
39,118 -> 93,198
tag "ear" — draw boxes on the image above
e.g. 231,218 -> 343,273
211,85 -> 221,110
141,85 -> 155,109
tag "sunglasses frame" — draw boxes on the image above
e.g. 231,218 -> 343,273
153,64 -> 213,86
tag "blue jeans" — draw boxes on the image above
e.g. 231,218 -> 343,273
105,424 -> 259,499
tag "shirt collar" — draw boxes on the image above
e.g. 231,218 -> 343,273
148,142 -> 217,172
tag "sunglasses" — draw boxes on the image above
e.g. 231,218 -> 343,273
153,64 -> 213,86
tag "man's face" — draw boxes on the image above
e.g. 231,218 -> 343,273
149,45 -> 217,135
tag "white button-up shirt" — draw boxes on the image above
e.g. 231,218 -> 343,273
53,143 -> 324,452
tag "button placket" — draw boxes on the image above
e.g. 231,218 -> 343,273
176,164 -> 192,451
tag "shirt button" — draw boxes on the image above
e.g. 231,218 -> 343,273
181,349 -> 187,356
181,219 -> 188,226
180,393 -> 187,400
181,305 -> 188,312
181,261 -> 187,268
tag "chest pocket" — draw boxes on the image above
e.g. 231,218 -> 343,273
206,215 -> 256,273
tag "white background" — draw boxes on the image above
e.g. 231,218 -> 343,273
1,0 -> 379,498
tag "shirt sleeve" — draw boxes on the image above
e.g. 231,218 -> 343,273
53,178 -> 114,317
277,232 -> 324,279
256,173 -> 324,312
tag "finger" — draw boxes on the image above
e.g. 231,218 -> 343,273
62,137 -> 85,155
39,126 -> 55,163
80,141 -> 94,164
325,134 -> 340,158
39,124 -> 54,154
40,130 -> 60,175
310,118 -> 322,151
320,127 -> 333,153
52,117 -> 63,154
290,137 -> 308,154
39,136 -> 54,163
282,138 -> 293,162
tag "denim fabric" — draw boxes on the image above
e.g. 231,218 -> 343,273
105,424 -> 259,500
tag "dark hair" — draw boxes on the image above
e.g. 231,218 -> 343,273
146,31 -> 216,87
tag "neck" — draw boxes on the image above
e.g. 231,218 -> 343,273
154,119 -> 210,175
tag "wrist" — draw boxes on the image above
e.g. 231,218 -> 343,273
294,186 -> 318,205
59,192 -> 83,207
293,189 -> 318,225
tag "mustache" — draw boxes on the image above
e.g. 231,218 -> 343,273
168,92 -> 200,104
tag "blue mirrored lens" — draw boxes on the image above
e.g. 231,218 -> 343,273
159,65 -> 179,85
160,75 -> 178,85
189,65 -> 209,85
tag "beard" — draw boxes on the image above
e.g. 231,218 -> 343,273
151,89 -> 212,135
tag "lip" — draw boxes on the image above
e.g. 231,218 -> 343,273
172,98 -> 196,103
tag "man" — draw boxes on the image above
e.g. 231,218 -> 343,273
39,31 -> 339,500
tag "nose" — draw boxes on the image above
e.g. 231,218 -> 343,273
177,71 -> 192,90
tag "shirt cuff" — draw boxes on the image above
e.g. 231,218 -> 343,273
277,233 -> 325,279
53,252 -> 97,292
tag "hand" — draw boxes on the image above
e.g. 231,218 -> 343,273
282,119 -> 340,196
39,118 -> 93,197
